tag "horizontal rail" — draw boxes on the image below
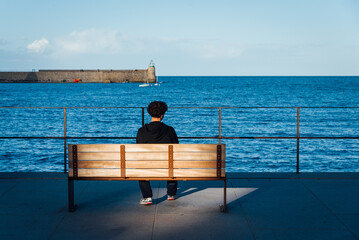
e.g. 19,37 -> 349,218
1,136 -> 359,139
222,137 -> 359,139
1,106 -> 359,109
0,107 -> 145,109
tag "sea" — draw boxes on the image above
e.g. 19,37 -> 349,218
0,76 -> 359,172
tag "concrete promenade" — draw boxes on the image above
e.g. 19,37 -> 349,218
0,172 -> 358,240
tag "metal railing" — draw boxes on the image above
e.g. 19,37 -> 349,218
0,106 -> 358,173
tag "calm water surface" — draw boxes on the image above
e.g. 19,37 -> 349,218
0,76 -> 358,172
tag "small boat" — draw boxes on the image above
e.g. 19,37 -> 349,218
139,83 -> 150,87
154,76 -> 160,86
139,76 -> 150,87
139,77 -> 149,87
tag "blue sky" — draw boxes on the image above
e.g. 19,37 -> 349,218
0,0 -> 358,75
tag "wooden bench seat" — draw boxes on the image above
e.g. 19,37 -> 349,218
68,144 -> 226,212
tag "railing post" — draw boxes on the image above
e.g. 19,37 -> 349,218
142,107 -> 145,126
64,107 -> 67,173
296,107 -> 300,174
219,107 -> 222,144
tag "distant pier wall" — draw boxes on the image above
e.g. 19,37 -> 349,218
0,68 -> 155,83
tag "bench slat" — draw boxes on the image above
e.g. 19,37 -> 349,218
69,169 -> 121,177
174,160 -> 225,168
68,168 -> 226,178
69,144 -> 169,152
126,152 -> 168,160
174,169 -> 226,177
69,160 -> 120,169
126,161 -> 168,168
174,152 -> 225,160
126,169 -> 168,177
173,144 -> 226,152
69,144 -> 225,153
69,152 -> 120,161
126,152 -> 226,160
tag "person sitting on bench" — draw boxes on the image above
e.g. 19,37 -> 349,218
136,101 -> 179,205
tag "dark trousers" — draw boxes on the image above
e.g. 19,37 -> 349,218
139,180 -> 177,198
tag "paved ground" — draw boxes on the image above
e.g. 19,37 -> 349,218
0,172 -> 358,240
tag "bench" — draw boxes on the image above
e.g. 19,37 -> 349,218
68,144 -> 227,212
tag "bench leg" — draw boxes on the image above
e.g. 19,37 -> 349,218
68,179 -> 76,212
220,178 -> 227,213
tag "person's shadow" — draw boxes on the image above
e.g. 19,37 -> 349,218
155,184 -> 207,204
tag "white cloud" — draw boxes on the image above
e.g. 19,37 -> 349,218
27,38 -> 49,53
53,29 -> 141,55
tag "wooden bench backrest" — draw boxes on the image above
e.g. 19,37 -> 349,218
68,144 -> 226,179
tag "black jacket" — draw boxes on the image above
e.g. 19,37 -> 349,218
136,121 -> 179,144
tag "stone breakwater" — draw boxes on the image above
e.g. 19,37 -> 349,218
0,67 -> 156,83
